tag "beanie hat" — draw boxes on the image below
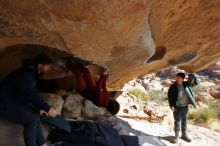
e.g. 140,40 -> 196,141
176,72 -> 185,79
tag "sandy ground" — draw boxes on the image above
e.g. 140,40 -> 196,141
115,118 -> 220,146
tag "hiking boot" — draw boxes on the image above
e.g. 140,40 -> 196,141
173,136 -> 179,143
173,131 -> 180,143
181,131 -> 192,142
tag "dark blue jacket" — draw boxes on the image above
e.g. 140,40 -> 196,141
0,65 -> 50,112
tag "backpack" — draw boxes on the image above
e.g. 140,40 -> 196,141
188,74 -> 199,87
48,121 -> 125,146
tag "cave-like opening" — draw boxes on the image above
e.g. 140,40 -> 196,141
0,44 -> 104,93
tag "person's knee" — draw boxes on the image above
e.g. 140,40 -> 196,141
106,99 -> 120,116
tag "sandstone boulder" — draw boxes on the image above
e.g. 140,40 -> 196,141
0,118 -> 50,146
55,89 -> 70,97
0,119 -> 24,146
123,109 -> 129,114
196,92 -> 214,100
40,92 -> 64,115
82,100 -> 110,118
195,94 -> 202,102
62,94 -> 84,119
0,0 -> 219,89
210,91 -> 220,99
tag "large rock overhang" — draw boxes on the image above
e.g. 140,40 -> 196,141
0,0 -> 219,89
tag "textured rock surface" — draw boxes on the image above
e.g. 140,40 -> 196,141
210,91 -> 220,99
82,100 -> 110,118
0,118 -> 50,146
40,92 -> 64,115
0,119 -> 24,146
62,93 -> 110,119
62,93 -> 84,119
0,0 -> 220,89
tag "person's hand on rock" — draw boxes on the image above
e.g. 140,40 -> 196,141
47,108 -> 58,118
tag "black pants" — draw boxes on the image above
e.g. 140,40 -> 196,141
0,106 -> 45,146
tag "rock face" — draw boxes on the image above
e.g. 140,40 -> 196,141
0,118 -> 50,146
210,91 -> 220,99
62,93 -> 85,119
62,93 -> 110,119
0,119 -> 24,146
0,0 -> 220,89
40,92 -> 64,114
82,100 -> 109,118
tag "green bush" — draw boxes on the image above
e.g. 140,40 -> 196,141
189,108 -> 216,124
127,89 -> 150,103
188,99 -> 219,125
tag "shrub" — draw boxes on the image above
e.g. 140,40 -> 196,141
127,89 -> 150,103
188,108 -> 216,124
188,100 -> 220,125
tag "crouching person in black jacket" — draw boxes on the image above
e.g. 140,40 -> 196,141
0,53 -> 58,146
168,73 -> 196,143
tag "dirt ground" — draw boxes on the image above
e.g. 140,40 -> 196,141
114,117 -> 220,146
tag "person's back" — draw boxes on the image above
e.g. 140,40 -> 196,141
0,66 -> 36,108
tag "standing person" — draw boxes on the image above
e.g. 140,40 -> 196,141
67,63 -> 120,116
0,53 -> 58,146
168,72 -> 196,143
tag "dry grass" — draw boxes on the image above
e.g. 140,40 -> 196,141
188,99 -> 220,125
128,89 -> 150,103
188,108 -> 216,124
